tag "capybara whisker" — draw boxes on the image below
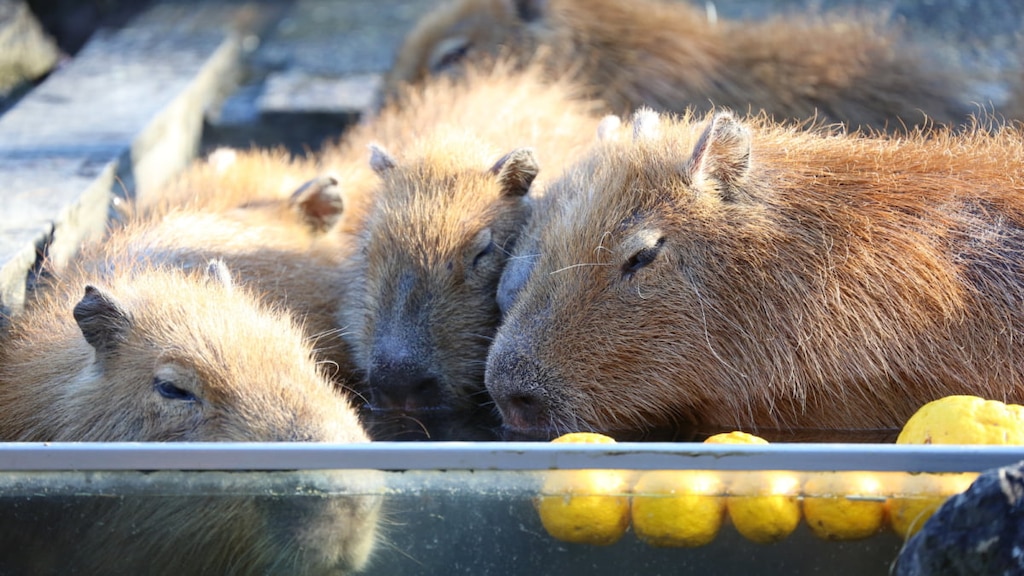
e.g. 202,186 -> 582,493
548,262 -> 612,275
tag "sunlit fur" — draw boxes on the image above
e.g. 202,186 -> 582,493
142,147 -> 336,217
112,148 -> 367,386
486,109 -> 1024,438
332,60 -> 604,413
383,0 -> 975,131
0,253 -> 381,572
98,210 -> 360,386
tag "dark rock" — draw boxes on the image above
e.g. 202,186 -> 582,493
894,460 -> 1024,576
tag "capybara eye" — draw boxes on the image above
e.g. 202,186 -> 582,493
622,237 -> 665,278
472,240 -> 495,269
431,40 -> 471,72
153,378 -> 197,402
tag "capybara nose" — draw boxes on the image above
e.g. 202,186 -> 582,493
497,391 -> 548,432
368,359 -> 443,411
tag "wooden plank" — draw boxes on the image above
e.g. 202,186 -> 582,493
0,2 -> 278,315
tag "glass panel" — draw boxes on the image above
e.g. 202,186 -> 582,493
0,443 -> 1018,574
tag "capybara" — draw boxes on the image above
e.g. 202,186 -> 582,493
383,0 -> 974,131
0,258 -> 381,573
111,147 -> 366,385
329,61 -> 604,423
486,108 -> 1024,440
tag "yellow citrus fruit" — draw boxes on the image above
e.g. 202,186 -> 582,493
631,470 -> 725,547
897,395 -> 1024,444
727,471 -> 803,544
534,432 -> 631,545
802,471 -> 890,540
704,431 -> 802,544
704,431 -> 769,445
887,472 -> 977,539
886,395 -> 1019,539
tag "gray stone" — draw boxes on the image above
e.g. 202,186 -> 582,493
259,70 -> 381,115
0,2 -> 272,314
894,460 -> 1024,576
250,0 -> 434,77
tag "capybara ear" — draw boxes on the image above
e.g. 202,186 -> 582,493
597,115 -> 622,141
369,143 -> 397,175
73,285 -> 132,357
205,259 -> 234,292
490,148 -> 539,197
289,175 -> 344,232
687,111 -> 752,201
632,108 -> 661,141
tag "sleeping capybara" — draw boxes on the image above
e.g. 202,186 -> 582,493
382,0 -> 974,131
110,147 -> 365,385
0,258 -> 381,573
142,147 -> 337,221
486,108 -> 1024,440
329,61 -> 604,423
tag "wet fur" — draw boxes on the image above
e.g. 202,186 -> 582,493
486,109 -> 1024,438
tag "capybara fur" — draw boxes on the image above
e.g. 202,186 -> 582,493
486,108 -> 1024,440
100,207 -> 360,384
0,258 -> 381,573
384,0 -> 974,132
330,61 -> 604,418
111,148 -> 365,385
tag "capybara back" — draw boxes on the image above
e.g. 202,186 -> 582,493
384,0 -> 975,131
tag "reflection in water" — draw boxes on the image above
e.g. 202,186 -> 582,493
363,470 -> 906,576
0,470 -> 383,576
362,406 -> 504,441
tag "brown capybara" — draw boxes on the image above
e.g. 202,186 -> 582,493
328,61 -> 604,423
485,108 -> 1024,440
0,258 -> 381,573
382,0 -> 974,131
142,146 -> 360,239
109,147 -> 366,385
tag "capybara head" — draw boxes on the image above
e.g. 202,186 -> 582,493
0,261 -> 381,573
343,133 -> 538,415
486,108 -> 1024,439
382,0 -> 544,106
